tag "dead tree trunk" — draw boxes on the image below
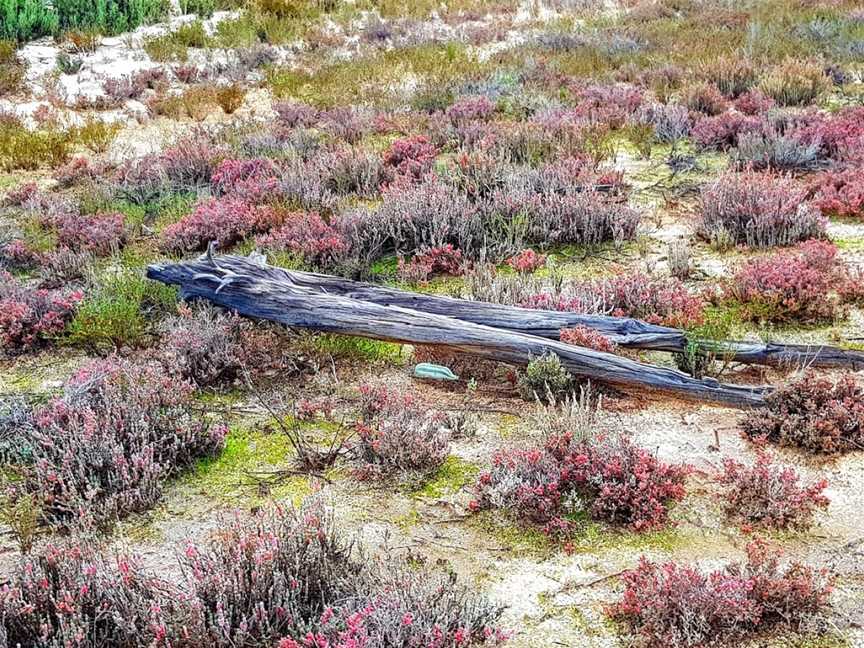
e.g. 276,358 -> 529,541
155,254 -> 864,370
147,254 -> 768,408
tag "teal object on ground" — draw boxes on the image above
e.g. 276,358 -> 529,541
413,363 -> 459,381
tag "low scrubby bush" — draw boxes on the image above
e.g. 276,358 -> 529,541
506,248 -> 545,273
559,326 -> 616,353
0,0 -> 58,41
732,129 -> 822,171
382,134 -> 438,183
517,352 -> 573,401
473,431 -> 689,535
25,356 -> 225,526
810,168 -> 864,218
742,371 -> 864,454
161,196 -> 279,253
53,0 -> 169,36
718,452 -> 829,531
679,82 -> 727,115
733,88 -> 775,115
609,539 -> 833,648
759,59 -> 830,107
698,168 -> 824,248
0,271 -> 81,353
353,383 -> 452,480
256,211 -> 347,269
54,211 -> 126,256
691,112 -> 761,151
721,241 -> 845,324
0,238 -> 40,270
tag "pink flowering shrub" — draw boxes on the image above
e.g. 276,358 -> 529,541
559,326 -> 616,353
733,88 -> 775,115
55,211 -> 127,256
160,136 -> 226,189
698,168 -> 825,247
353,384 -> 452,480
691,112 -> 762,151
473,433 -> 690,535
609,539 -> 833,648
211,157 -> 278,197
718,452 -> 829,531
0,238 -> 41,270
810,168 -> 864,218
257,212 -> 348,268
382,135 -> 438,182
742,371 -> 864,454
446,95 -> 496,124
0,542 -> 190,647
523,273 -> 704,329
181,501 -> 507,648
507,249 -> 546,273
723,241 -> 842,323
0,271 -> 82,353
161,196 -> 280,253
26,356 -> 226,526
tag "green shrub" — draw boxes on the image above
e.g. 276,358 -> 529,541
518,353 -> 573,401
53,0 -> 169,36
0,39 -> 24,93
66,269 -> 177,351
0,0 -> 58,42
179,0 -> 215,17
0,116 -> 73,171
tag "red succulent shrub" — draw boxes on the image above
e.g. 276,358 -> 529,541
27,356 -> 226,526
691,112 -> 762,151
733,88 -> 775,115
559,326 -> 616,353
523,273 -> 704,329
397,244 -> 464,282
718,452 -> 829,531
352,384 -> 451,480
609,539 -> 832,648
473,432 -> 690,535
506,249 -> 546,273
810,167 -> 864,218
161,196 -> 280,253
0,271 -> 82,353
742,371 -> 864,454
55,211 -> 126,256
723,241 -> 842,323
382,135 -> 438,182
256,211 -> 348,268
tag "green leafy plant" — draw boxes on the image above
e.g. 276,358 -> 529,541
0,0 -> 58,42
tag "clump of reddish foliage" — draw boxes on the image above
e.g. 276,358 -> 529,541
446,95 -> 496,124
722,240 -> 844,323
0,271 -> 82,353
559,326 -> 617,353
0,239 -> 41,270
256,211 -> 348,268
691,112 -> 762,151
473,432 -> 690,535
810,167 -> 864,218
507,249 -> 546,273
718,452 -> 829,531
54,211 -> 127,256
24,357 -> 226,526
733,88 -> 775,115
699,168 -> 824,248
0,501 -> 507,647
161,196 -> 280,253
523,273 -> 704,329
352,384 -> 451,480
0,542 -> 189,648
609,539 -> 833,648
742,371 -> 864,454
382,135 -> 438,182
398,244 -> 464,282
157,304 -> 303,388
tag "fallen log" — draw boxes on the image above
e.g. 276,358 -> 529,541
147,253 -> 768,408
156,254 -> 864,370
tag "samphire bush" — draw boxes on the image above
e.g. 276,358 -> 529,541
23,356 -> 226,526
473,431 -> 690,536
609,539 -> 833,648
718,451 -> 829,531
742,371 -> 864,454
353,383 -> 452,480
0,270 -> 82,354
698,168 -> 825,248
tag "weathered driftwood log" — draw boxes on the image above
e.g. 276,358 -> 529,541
147,253 -> 767,408
157,254 -> 864,370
